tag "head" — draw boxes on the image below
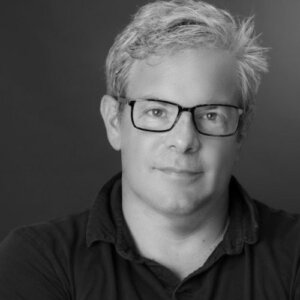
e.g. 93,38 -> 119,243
101,0 -> 268,218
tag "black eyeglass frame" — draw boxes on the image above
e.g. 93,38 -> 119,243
117,96 -> 244,137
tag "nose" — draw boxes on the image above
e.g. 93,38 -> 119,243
165,111 -> 201,153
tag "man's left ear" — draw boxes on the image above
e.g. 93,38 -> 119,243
100,95 -> 121,151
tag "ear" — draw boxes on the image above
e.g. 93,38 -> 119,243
100,95 -> 121,151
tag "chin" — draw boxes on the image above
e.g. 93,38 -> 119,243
151,187 -> 211,216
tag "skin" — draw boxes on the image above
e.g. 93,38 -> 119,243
101,48 -> 242,279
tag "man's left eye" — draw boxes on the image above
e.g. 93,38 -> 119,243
205,112 -> 218,120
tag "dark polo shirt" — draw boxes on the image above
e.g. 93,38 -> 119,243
0,173 -> 300,299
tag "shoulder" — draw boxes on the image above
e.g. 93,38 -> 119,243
0,210 -> 91,277
252,199 -> 300,270
254,200 -> 300,241
4,210 -> 90,252
0,210 -> 90,299
252,201 -> 300,297
0,210 -> 91,272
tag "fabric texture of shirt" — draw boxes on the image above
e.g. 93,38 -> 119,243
0,173 -> 300,300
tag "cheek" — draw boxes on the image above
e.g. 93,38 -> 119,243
204,139 -> 240,173
120,130 -> 158,173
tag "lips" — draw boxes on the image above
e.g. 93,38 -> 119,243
157,167 -> 202,174
154,166 -> 203,181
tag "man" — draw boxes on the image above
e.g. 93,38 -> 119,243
0,0 -> 299,299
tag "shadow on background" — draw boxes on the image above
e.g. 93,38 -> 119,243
1,0 -> 300,241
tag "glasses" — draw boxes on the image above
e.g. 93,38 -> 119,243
118,97 -> 243,137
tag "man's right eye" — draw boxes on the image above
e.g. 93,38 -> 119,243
144,108 -> 166,118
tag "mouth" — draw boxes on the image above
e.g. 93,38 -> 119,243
155,167 -> 203,180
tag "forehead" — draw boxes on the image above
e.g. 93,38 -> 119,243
126,48 -> 238,106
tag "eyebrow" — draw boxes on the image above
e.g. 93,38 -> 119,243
134,95 -> 170,102
132,95 -> 233,106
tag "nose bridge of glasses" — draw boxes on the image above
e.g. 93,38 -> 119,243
179,105 -> 194,114
173,105 -> 197,132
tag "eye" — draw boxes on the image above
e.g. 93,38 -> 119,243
205,112 -> 218,120
146,108 -> 165,117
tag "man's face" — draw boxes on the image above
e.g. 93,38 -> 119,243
107,48 -> 241,217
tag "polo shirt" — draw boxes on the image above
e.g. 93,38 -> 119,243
0,173 -> 300,299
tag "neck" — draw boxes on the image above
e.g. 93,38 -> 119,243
122,189 -> 229,279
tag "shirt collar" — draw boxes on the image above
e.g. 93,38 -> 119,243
86,173 -> 260,255
86,173 -> 122,246
222,177 -> 259,254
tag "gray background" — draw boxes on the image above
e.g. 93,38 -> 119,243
1,0 -> 300,241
